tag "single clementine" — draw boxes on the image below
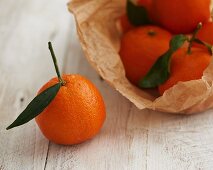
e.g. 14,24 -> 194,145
35,74 -> 106,145
119,25 -> 172,85
152,0 -> 211,34
6,42 -> 106,145
158,47 -> 211,95
194,22 -> 213,49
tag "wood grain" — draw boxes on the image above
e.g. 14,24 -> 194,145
1,0 -> 213,170
0,0 -> 72,169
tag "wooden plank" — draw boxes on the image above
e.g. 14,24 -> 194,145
0,0 -> 72,169
147,111 -> 213,170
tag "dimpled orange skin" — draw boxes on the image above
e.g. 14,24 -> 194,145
35,75 -> 106,145
158,48 -> 211,95
194,22 -> 213,49
119,26 -> 172,85
152,0 -> 211,34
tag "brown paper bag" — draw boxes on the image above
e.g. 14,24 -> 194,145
68,0 -> 213,114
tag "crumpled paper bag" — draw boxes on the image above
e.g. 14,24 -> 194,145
68,0 -> 213,114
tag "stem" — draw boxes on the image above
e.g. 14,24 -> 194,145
187,23 -> 202,54
148,30 -> 156,36
194,38 -> 213,55
48,42 -> 66,85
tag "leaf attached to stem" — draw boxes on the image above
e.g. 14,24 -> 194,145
138,35 -> 188,88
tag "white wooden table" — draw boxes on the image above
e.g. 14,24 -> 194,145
1,0 -> 213,169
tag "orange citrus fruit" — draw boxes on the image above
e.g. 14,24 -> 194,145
158,47 -> 211,95
152,0 -> 211,34
119,25 -> 172,85
35,74 -> 106,145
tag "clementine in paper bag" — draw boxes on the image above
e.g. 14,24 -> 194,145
159,48 -> 211,95
152,0 -> 211,34
68,0 -> 213,114
119,26 -> 171,85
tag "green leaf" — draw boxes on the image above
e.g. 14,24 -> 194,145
169,34 -> 189,51
127,0 -> 151,26
6,83 -> 61,130
138,35 -> 188,88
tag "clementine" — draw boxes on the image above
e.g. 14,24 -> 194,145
152,0 -> 211,34
6,42 -> 106,145
35,75 -> 106,145
158,47 -> 211,95
119,25 -> 172,85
